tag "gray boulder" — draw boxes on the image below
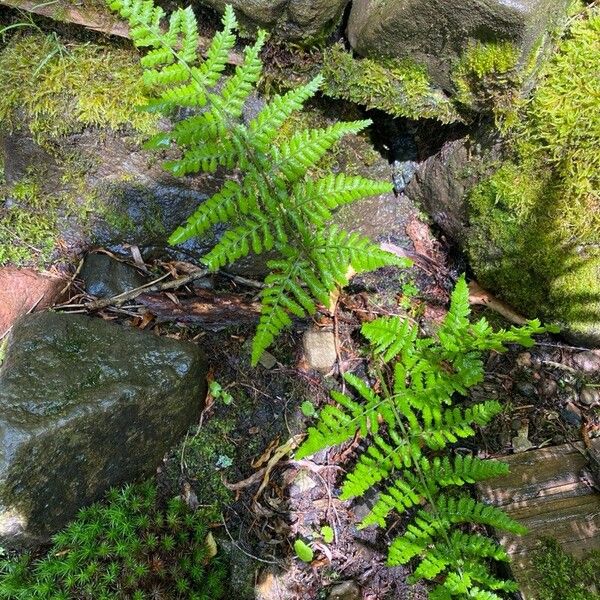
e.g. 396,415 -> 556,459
199,0 -> 349,41
347,0 -> 569,93
0,312 -> 207,548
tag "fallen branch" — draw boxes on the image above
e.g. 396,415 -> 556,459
86,268 -> 209,311
0,0 -> 243,65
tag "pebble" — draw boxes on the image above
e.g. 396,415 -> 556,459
303,327 -> 337,374
579,385 -> 600,407
328,581 -> 361,600
515,381 -> 537,398
572,351 -> 600,374
538,378 -> 558,398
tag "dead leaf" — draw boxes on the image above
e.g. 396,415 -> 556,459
252,436 -> 281,469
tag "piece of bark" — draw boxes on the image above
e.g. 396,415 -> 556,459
138,290 -> 260,325
0,268 -> 66,337
0,0 -> 243,65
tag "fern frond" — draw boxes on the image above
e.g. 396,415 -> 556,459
361,316 -> 419,362
249,77 -> 323,152
361,456 -> 509,528
197,5 -> 237,86
273,121 -> 372,182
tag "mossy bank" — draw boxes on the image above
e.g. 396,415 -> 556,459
467,4 -> 600,343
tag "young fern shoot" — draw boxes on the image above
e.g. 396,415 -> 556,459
107,0 -> 408,364
297,277 -> 552,600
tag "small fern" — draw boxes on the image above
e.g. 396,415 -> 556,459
297,276 -> 551,599
107,0 -> 407,364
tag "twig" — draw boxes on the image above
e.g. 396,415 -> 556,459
57,258 -> 84,298
86,269 -> 208,311
221,271 -> 265,290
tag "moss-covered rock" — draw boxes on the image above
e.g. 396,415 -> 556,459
0,312 -> 207,549
321,43 -> 461,123
347,0 -> 571,114
409,5 -> 600,345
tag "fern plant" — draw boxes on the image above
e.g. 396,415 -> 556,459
106,0 -> 407,364
297,276 -> 553,599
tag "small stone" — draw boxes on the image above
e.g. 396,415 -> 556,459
572,351 -> 600,374
303,327 -> 337,374
579,385 -> 600,407
516,352 -> 532,368
539,378 -> 558,398
560,401 -> 582,427
515,381 -> 538,398
80,253 -> 146,298
328,581 -> 361,600
258,351 -> 277,369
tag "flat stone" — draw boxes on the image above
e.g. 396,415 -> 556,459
328,581 -> 361,600
80,253 -> 146,298
0,268 -> 65,338
0,312 -> 207,548
303,327 -> 337,374
579,385 -> 600,407
347,0 -> 569,93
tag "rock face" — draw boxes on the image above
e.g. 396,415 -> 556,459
347,0 -> 568,91
199,0 -> 349,41
0,313 -> 207,548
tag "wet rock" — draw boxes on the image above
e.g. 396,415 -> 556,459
0,312 -> 206,548
560,401 -> 582,427
80,253 -> 146,298
515,381 -> 538,399
579,385 -> 600,407
406,125 -> 502,245
347,0 -> 569,93
198,0 -> 349,41
303,327 -> 337,374
328,581 -> 361,600
0,268 -> 65,337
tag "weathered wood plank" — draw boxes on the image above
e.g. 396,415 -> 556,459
479,440 -> 600,599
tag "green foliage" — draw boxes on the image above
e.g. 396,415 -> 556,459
107,1 -> 407,365
0,482 -> 226,599
293,539 -> 314,563
0,31 -> 157,145
531,538 -> 600,600
321,43 -> 461,123
467,5 -> 600,340
297,276 -> 551,599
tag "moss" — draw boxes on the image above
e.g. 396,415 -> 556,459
531,538 -> 600,600
452,40 -> 521,119
467,5 -> 600,338
321,43 -> 461,124
0,174 -> 60,266
0,31 -> 158,146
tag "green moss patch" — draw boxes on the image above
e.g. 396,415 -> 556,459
321,43 -> 461,124
0,481 -> 227,599
452,40 -> 521,119
467,5 -> 600,339
0,32 -> 158,145
531,538 -> 600,600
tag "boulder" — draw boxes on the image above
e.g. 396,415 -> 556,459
198,0 -> 349,41
347,0 -> 569,93
0,312 -> 207,548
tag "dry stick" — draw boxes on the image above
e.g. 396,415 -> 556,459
0,0 -> 244,65
86,268 -> 208,311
